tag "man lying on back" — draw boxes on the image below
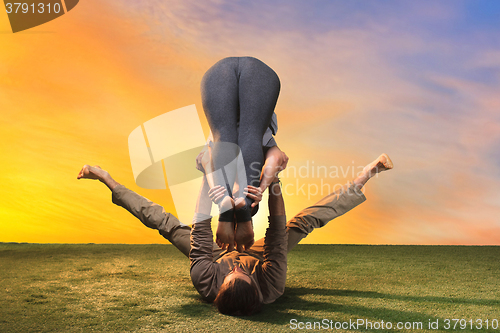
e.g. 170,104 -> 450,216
77,154 -> 393,315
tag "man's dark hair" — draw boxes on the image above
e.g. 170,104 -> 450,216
214,277 -> 262,316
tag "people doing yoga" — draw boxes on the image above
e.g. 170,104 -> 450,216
199,57 -> 287,252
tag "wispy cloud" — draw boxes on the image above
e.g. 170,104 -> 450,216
1,0 -> 499,244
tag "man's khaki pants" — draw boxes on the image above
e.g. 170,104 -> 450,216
111,183 -> 366,257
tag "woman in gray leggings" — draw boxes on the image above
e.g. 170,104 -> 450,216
200,57 -> 282,250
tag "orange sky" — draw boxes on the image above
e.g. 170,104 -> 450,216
1,0 -> 500,245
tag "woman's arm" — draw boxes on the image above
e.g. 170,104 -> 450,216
198,144 -> 289,208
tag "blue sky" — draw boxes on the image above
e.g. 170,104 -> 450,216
110,0 -> 500,243
1,0 -> 499,244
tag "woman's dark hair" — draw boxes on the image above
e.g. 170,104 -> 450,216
214,277 -> 262,316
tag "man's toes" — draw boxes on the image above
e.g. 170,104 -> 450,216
378,153 -> 393,170
77,165 -> 91,179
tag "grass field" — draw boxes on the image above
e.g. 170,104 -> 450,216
0,244 -> 499,332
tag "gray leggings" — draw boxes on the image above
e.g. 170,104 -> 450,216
201,57 -> 280,222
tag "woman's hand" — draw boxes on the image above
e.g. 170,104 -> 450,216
195,146 -> 209,172
244,185 -> 263,208
208,185 -> 227,205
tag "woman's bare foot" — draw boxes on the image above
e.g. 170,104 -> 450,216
235,221 -> 254,252
216,220 -> 235,252
216,196 -> 236,251
233,193 -> 259,251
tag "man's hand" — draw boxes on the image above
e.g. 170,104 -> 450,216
279,151 -> 289,174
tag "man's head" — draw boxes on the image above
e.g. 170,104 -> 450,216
214,266 -> 262,316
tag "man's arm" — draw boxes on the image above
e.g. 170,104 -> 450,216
268,177 -> 285,216
256,147 -> 288,206
259,176 -> 288,304
190,175 -> 219,302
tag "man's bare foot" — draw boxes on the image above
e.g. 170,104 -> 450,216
235,221 -> 254,252
216,220 -> 235,252
363,153 -> 393,176
353,154 -> 393,190
77,165 -> 120,191
77,165 -> 107,180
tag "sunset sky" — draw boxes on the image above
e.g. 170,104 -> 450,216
1,0 -> 500,245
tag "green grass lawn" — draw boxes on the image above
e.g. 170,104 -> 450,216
0,244 -> 499,332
